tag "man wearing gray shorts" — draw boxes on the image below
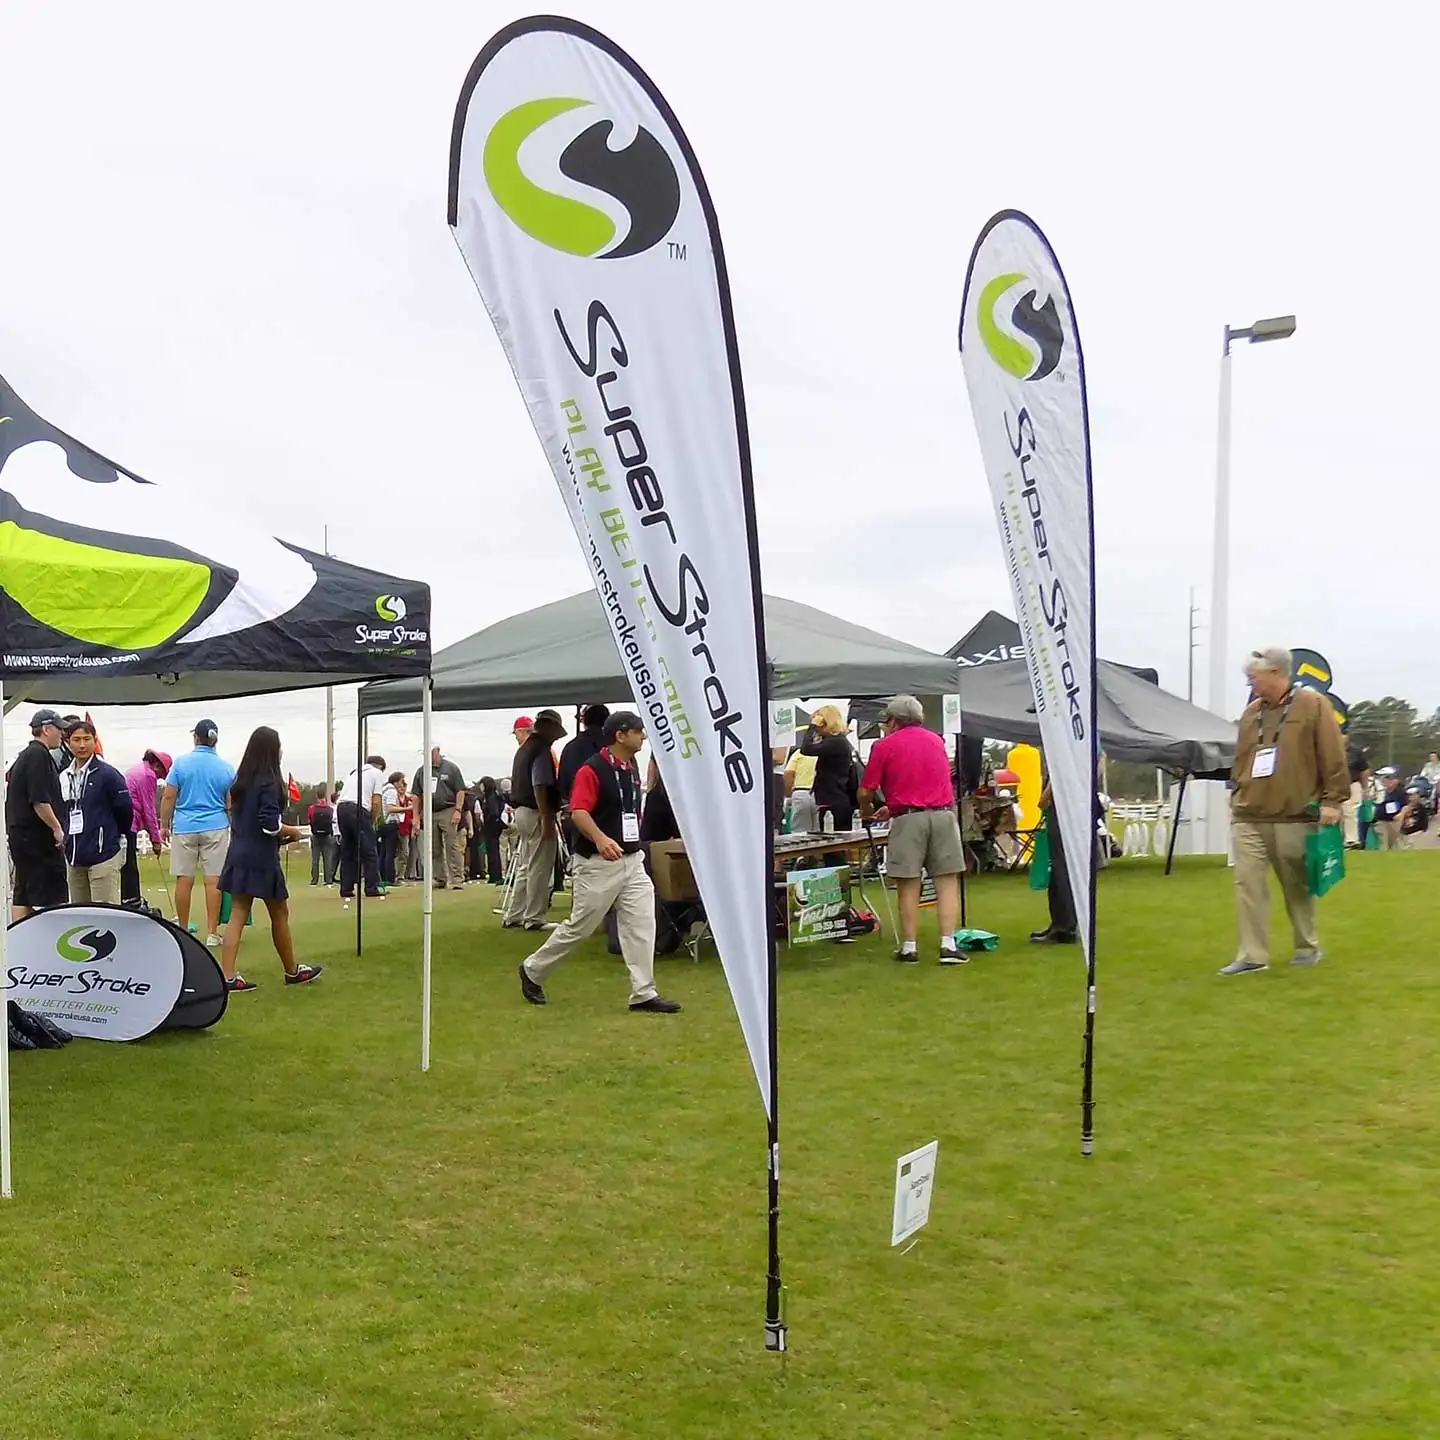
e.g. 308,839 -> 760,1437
859,695 -> 966,964
159,719 -> 235,947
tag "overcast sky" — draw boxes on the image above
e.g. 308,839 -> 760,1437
0,2 -> 1431,783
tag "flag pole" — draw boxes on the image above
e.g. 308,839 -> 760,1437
0,675 -> 12,1198
355,708 -> 364,958
420,677 -> 433,1072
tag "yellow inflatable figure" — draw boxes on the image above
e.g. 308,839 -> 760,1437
1006,745 -> 1043,831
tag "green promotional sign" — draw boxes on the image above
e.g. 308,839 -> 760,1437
786,866 -> 851,946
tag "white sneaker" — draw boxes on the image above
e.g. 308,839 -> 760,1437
205,933 -> 223,948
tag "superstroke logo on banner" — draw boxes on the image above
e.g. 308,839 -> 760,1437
959,212 -> 1098,968
449,19 -> 774,1113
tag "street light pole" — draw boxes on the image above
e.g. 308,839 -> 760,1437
1204,315 -> 1296,855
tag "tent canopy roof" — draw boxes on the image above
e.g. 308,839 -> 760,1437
956,651 -> 1236,774
359,591 -> 959,717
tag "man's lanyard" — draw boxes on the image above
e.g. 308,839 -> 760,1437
604,749 -> 639,817
65,759 -> 93,806
1255,690 -> 1298,748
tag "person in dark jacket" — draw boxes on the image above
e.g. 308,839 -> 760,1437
308,785 -> 338,886
799,704 -> 859,830
219,726 -> 323,992
478,776 -> 506,884
60,719 -> 133,905
558,704 -> 609,804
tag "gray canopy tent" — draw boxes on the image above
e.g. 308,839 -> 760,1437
947,613 -> 1237,875
358,591 -> 959,716
947,612 -> 1236,775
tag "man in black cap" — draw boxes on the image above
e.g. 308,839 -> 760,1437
6,709 -> 69,919
519,712 -> 681,1013
503,708 -> 567,930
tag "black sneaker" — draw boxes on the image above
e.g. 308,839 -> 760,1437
893,949 -> 921,963
938,946 -> 968,966
227,975 -> 258,992
629,995 -> 682,1014
518,963 -> 547,1006
284,964 -> 323,986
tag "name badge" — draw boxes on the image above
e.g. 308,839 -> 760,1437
1252,746 -> 1277,779
621,813 -> 640,844
68,808 -> 85,835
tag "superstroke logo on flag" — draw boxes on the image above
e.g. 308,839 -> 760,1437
449,18 -> 775,1113
959,212 -> 1098,965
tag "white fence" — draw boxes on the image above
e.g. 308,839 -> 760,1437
1109,802 -> 1173,859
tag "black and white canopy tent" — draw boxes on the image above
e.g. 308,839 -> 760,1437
0,375 -> 434,1199
947,612 -> 1236,776
357,590 -> 960,717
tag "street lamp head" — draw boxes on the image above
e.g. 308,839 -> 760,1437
1249,314 -> 1297,342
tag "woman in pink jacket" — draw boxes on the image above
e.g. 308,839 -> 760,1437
121,748 -> 171,904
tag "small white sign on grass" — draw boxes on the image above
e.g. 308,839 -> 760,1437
892,1140 -> 939,1247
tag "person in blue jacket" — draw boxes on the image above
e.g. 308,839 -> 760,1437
60,719 -> 133,905
218,726 -> 323,994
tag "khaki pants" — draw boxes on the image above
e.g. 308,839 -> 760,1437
68,849 -> 125,905
431,811 -> 465,885
1342,782 -> 1362,846
524,851 -> 657,1004
1233,820 -> 1318,965
1378,819 -> 1409,851
503,807 -> 555,928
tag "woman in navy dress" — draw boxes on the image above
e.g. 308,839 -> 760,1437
219,726 -> 323,992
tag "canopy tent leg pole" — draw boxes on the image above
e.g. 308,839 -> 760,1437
1165,774 -> 1188,877
1,675 -> 12,1198
421,677 -> 433,1073
955,735 -> 968,929
355,708 -> 364,958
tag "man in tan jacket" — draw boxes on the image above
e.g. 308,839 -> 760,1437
1221,645 -> 1349,975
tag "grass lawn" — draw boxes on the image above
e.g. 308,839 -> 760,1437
3,849 -> 1438,1438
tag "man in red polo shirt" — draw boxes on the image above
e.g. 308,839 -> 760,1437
517,712 -> 681,1014
859,694 -> 966,964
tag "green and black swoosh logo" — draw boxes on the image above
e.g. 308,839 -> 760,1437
55,926 -> 117,963
483,97 -> 680,258
979,273 -> 1064,381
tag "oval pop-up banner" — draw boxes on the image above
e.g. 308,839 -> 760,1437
5,905 -> 227,1042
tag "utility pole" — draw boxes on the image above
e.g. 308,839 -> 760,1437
1187,588 -> 1201,703
324,525 -> 335,792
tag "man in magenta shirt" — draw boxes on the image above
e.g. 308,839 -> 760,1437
121,748 -> 171,904
859,695 -> 966,964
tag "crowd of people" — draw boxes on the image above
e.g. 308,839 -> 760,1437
5,664 -> 1431,1018
4,710 -> 321,991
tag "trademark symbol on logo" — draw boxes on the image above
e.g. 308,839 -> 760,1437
667,241 -> 687,262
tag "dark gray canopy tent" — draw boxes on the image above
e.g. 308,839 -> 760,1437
358,591 -> 958,716
947,612 -> 1235,775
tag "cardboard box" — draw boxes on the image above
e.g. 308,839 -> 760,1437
650,840 -> 700,902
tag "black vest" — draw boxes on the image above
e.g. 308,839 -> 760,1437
510,736 -> 548,809
572,752 -> 642,858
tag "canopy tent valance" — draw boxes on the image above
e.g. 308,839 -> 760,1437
0,376 -> 431,704
358,591 -> 958,717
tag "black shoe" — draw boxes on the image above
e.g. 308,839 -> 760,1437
938,946 -> 968,966
893,948 -> 921,963
629,995 -> 682,1014
1030,928 -> 1077,944
518,963 -> 547,1006
284,964 -> 323,986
